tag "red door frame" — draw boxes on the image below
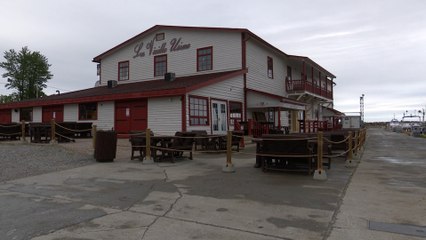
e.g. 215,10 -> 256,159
115,99 -> 148,134
42,105 -> 64,123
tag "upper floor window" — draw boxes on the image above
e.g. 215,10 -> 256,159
287,66 -> 292,80
79,102 -> 97,120
154,55 -> 167,77
189,96 -> 209,126
118,61 -> 129,81
197,47 -> 213,71
267,57 -> 273,79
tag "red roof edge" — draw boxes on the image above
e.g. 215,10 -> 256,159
186,68 -> 247,92
289,55 -> 336,78
246,88 -> 307,106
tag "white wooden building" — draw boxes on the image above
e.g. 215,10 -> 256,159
0,25 -> 337,135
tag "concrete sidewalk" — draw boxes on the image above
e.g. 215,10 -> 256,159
327,128 -> 426,240
0,128 -> 425,239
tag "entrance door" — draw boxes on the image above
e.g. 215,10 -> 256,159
211,100 -> 227,135
0,109 -> 11,124
42,105 -> 64,123
115,99 -> 147,134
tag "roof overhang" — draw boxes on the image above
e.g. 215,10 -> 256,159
247,89 -> 306,111
0,69 -> 247,110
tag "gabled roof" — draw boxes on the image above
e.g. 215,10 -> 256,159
92,25 -> 335,79
322,106 -> 345,116
92,25 -> 250,62
289,55 -> 336,78
246,88 -> 307,106
0,69 -> 246,109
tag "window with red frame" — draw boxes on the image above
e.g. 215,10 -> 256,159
19,108 -> 33,122
118,61 -> 129,81
229,102 -> 242,126
197,47 -> 212,71
154,55 -> 167,77
267,56 -> 273,79
79,102 -> 97,120
189,96 -> 208,125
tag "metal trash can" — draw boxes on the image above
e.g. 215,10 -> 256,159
94,130 -> 117,162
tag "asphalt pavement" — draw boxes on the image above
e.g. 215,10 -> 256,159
0,128 -> 425,240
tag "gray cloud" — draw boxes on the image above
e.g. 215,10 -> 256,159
1,0 -> 425,122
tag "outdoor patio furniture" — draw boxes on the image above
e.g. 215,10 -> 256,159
129,130 -> 153,161
160,132 -> 195,162
257,135 -> 315,174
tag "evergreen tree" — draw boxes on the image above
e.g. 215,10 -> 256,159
0,46 -> 53,101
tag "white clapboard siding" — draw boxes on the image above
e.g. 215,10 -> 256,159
100,29 -> 242,84
96,101 -> 115,130
32,107 -> 42,123
63,102 -> 114,130
148,97 -> 182,135
186,75 -> 244,133
64,104 -> 78,121
11,110 -> 19,122
246,40 -> 287,97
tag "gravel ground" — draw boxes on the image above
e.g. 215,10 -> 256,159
0,141 -> 95,183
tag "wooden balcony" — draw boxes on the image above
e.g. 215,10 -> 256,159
286,78 -> 333,100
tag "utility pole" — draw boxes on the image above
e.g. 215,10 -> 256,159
360,94 -> 365,124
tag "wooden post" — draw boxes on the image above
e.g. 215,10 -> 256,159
222,130 -> 235,172
145,128 -> 151,161
353,131 -> 359,157
248,119 -> 253,136
345,131 -> 356,167
317,131 -> 323,171
21,120 -> 26,142
92,125 -> 97,149
313,131 -> 327,180
50,119 -> 56,144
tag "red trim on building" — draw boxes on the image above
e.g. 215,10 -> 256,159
188,95 -> 209,126
241,32 -> 248,122
154,54 -> 167,77
185,69 -> 247,92
118,61 -> 129,81
0,70 -> 245,110
181,95 -> 186,131
196,46 -> 213,72
246,88 -> 307,106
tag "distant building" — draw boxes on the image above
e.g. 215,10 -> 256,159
0,25 -> 338,135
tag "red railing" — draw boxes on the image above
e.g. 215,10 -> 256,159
298,120 -> 329,133
286,78 -> 333,100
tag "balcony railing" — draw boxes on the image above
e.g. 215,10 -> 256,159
286,78 -> 333,100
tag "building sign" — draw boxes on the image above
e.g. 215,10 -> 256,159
133,35 -> 191,58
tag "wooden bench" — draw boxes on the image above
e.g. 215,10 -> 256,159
218,130 -> 243,151
129,131 -> 153,161
0,123 -> 22,141
191,130 -> 208,150
290,133 -> 332,169
257,135 -> 315,174
160,132 -> 195,162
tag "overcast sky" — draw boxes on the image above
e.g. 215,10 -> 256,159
1,0 -> 425,122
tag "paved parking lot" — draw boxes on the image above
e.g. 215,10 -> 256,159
0,128 -> 425,239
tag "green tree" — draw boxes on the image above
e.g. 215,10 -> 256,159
0,93 -> 19,103
0,46 -> 53,101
